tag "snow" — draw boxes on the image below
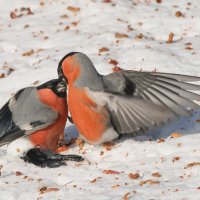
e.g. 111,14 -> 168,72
1,0 -> 200,199
7,137 -> 34,158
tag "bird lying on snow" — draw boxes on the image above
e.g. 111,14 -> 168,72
58,52 -> 200,145
0,79 -> 83,168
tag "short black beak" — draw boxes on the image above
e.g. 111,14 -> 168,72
58,73 -> 68,84
57,79 -> 67,93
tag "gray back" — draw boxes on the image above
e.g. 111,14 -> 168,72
74,53 -> 104,91
9,87 -> 58,130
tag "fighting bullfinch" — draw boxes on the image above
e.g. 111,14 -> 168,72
0,79 -> 83,168
58,52 -> 200,145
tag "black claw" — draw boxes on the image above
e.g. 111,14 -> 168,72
21,148 -> 84,168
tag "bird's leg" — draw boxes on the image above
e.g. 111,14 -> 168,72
55,131 -> 71,153
21,148 -> 84,168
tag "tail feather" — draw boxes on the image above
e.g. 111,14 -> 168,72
0,128 -> 25,147
0,101 -> 25,147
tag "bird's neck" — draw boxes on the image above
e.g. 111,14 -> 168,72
73,67 -> 103,91
37,89 -> 67,116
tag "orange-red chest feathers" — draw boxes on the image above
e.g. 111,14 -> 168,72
62,56 -> 80,85
62,55 -> 109,143
37,89 -> 67,117
68,86 -> 109,144
28,89 -> 68,152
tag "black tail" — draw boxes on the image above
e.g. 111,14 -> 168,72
0,102 -> 24,147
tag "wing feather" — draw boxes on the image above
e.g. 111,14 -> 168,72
102,94 -> 176,134
0,88 -> 58,146
120,71 -> 200,116
100,70 -> 200,135
149,72 -> 200,82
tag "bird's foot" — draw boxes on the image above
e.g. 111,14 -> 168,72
21,148 -> 84,168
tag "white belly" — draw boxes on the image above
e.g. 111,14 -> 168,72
80,127 -> 119,145
7,137 -> 34,157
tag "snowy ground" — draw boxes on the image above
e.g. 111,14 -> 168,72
1,0 -> 200,199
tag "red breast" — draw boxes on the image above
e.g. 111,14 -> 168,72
28,89 -> 68,153
68,86 -> 109,143
62,56 -> 80,84
62,55 -> 110,143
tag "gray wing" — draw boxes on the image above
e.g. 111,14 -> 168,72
91,92 -> 176,135
102,72 -> 136,95
0,87 -> 58,146
103,71 -> 200,117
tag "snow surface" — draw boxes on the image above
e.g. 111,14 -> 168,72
1,0 -> 200,199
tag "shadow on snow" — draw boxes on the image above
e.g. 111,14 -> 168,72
64,111 -> 200,143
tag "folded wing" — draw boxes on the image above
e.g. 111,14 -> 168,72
0,88 -> 58,146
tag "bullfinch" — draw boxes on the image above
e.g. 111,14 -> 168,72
57,52 -> 200,145
0,78 -> 83,168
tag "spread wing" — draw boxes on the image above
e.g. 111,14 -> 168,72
90,92 -> 176,135
103,71 -> 200,117
0,88 -> 58,146
101,71 -> 200,135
